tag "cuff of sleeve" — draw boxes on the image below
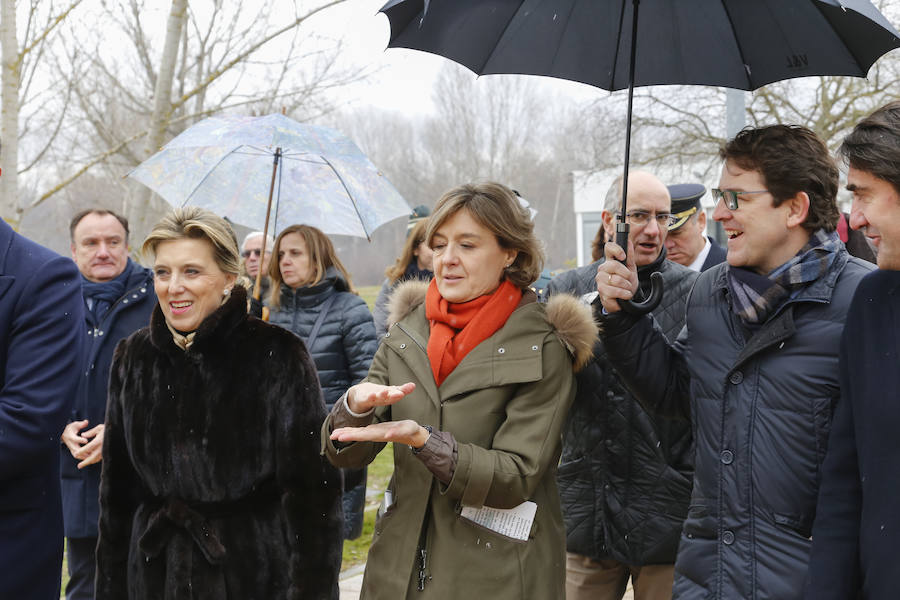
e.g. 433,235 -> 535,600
595,303 -> 642,337
412,429 -> 457,485
330,392 -> 375,430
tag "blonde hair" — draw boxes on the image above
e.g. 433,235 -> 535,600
385,218 -> 430,284
426,182 -> 544,289
267,224 -> 356,308
141,207 -> 242,282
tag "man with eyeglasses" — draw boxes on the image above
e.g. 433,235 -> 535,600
593,125 -> 874,600
806,101 -> 900,600
548,170 -> 698,600
241,231 -> 274,300
664,184 -> 727,272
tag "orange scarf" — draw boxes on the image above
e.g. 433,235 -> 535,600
425,278 -> 522,387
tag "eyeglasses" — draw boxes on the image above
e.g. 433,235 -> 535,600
623,210 -> 677,228
711,188 -> 769,210
241,249 -> 263,258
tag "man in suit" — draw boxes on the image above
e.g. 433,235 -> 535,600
664,183 -> 727,272
806,101 -> 900,599
1,217 -> 85,600
60,209 -> 155,600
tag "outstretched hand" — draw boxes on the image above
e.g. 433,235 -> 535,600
595,239 -> 640,314
331,419 -> 430,448
345,381 -> 416,414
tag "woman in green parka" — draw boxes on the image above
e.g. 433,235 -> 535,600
322,182 -> 597,599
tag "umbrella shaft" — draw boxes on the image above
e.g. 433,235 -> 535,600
621,0 -> 640,222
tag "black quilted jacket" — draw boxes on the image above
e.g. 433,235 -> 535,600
547,250 -> 698,565
268,268 -> 377,409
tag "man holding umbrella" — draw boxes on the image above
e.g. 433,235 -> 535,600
549,171 -> 698,600
594,124 -> 873,599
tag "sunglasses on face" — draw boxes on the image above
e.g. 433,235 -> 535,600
711,188 -> 769,210
241,249 -> 263,258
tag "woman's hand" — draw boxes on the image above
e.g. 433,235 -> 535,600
346,381 -> 416,414
331,419 -> 430,448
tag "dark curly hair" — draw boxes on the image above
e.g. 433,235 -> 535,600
719,124 -> 840,233
839,101 -> 900,196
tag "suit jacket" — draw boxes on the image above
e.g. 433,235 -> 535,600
700,236 -> 727,272
0,218 -> 85,599
806,269 -> 900,599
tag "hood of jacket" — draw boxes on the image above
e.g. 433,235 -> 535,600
387,279 -> 597,371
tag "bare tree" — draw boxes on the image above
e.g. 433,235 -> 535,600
18,0 -> 362,242
1,0 -> 82,227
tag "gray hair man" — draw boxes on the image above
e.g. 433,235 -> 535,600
548,170 -> 698,600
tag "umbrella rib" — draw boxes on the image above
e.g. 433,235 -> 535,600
182,147 -> 241,205
474,4 -> 529,74
719,1 -> 752,90
609,0 -> 628,88
319,155 -> 371,241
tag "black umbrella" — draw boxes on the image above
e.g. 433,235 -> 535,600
379,0 -> 900,313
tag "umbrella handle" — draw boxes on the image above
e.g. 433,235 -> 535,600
615,224 -> 664,315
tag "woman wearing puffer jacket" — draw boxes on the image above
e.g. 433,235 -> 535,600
267,224 -> 378,540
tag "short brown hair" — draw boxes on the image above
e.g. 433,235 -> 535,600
267,224 -> 356,308
141,207 -> 242,280
385,218 -> 430,284
70,209 -> 130,243
720,125 -> 840,233
840,101 -> 900,196
426,182 -> 544,289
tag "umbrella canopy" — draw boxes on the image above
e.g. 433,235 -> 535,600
380,0 -> 900,92
380,0 -> 900,313
128,113 -> 410,239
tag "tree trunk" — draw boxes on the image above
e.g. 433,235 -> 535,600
0,0 -> 20,225
131,0 -> 187,234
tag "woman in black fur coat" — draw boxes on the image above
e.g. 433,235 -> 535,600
95,208 -> 342,600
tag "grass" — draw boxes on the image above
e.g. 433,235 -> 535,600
357,284 -> 380,312
341,443 -> 395,570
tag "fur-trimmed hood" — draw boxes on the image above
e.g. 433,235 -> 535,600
387,280 -> 597,371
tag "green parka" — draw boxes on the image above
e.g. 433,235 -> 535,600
322,281 -> 596,600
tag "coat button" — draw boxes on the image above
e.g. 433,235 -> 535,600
722,530 -> 735,545
531,345 -> 538,351
123,299 -> 129,304
497,347 -> 506,354
605,439 -> 613,448
384,332 -> 390,338
729,371 -> 743,384
97,330 -> 104,336
720,450 -> 734,464
132,294 -> 138,299
399,343 -> 406,349
140,288 -> 146,293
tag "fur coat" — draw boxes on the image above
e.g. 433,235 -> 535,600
96,286 -> 342,600
323,281 -> 597,599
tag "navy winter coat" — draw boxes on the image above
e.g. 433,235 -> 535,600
0,219 -> 85,600
806,269 -> 900,599
60,260 -> 155,539
549,252 -> 698,566
268,268 -> 377,408
601,249 -> 873,599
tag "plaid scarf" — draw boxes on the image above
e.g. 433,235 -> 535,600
727,229 -> 841,325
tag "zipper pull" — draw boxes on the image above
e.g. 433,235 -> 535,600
417,548 -> 428,591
